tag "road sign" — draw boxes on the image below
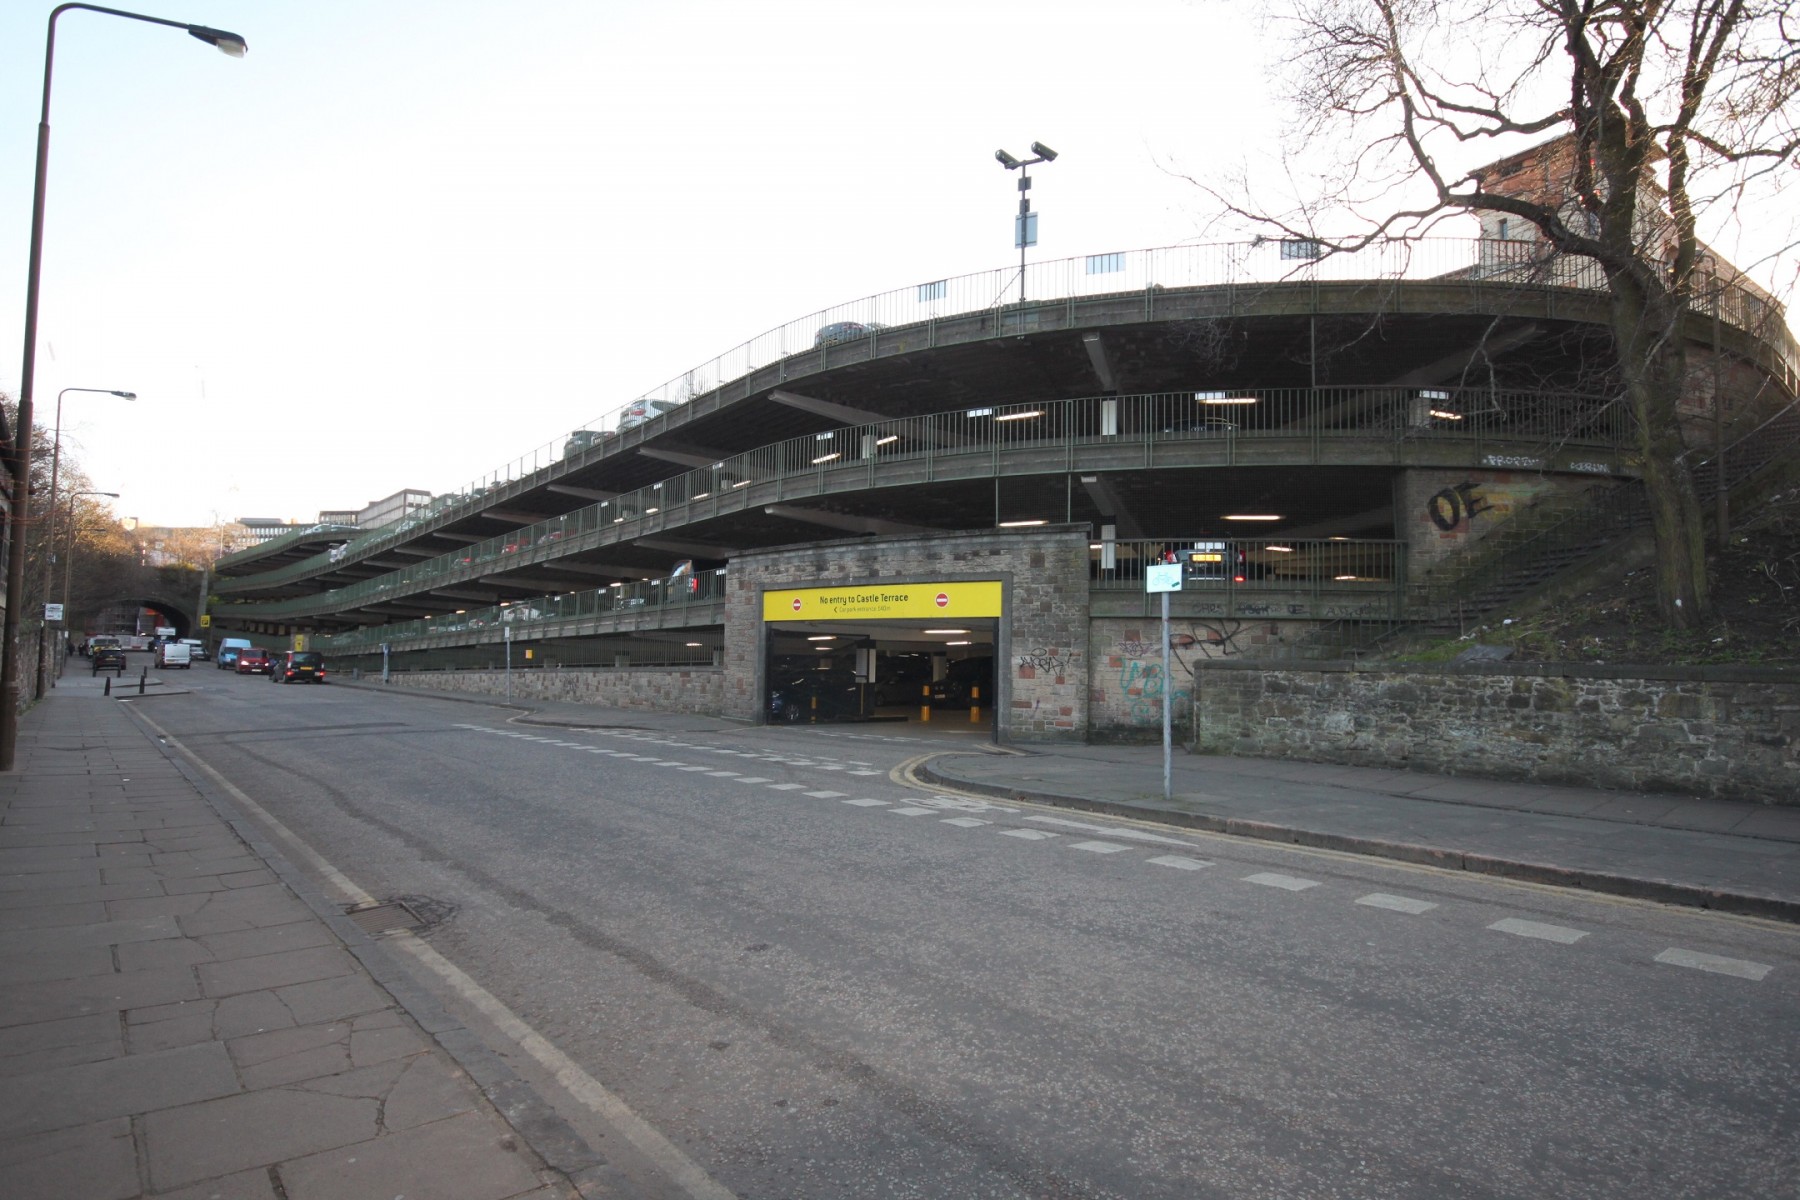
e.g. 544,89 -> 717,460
199,614 -> 211,628
1146,563 -> 1183,593
43,603 -> 63,622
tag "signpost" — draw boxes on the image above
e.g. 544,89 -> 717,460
42,603 -> 63,623
1145,562 -> 1183,801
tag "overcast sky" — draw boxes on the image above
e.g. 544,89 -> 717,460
2,1 -> 1792,531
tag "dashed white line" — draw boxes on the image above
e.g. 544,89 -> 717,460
1244,872 -> 1320,892
1025,816 -> 1199,847
765,783 -> 807,791
1489,918 -> 1587,944
999,829 -> 1059,841
889,807 -> 938,816
735,777 -> 772,785
804,791 -> 846,799
704,771 -> 741,778
842,799 -> 888,807
1654,948 -> 1771,980
1146,855 -> 1211,871
849,770 -> 883,776
941,817 -> 990,828
1356,893 -> 1438,915
676,766 -> 713,773
1069,840 -> 1130,854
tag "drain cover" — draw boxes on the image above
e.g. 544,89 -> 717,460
345,899 -> 426,935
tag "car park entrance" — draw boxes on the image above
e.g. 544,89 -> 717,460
760,581 -> 1003,729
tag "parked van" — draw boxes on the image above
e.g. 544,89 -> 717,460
178,637 -> 208,662
216,637 -> 252,670
155,642 -> 192,669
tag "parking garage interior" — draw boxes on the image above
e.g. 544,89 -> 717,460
764,618 -> 997,728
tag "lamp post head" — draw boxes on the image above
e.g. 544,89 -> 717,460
112,391 -> 136,400
1029,141 -> 1058,161
995,149 -> 1023,170
187,25 -> 248,57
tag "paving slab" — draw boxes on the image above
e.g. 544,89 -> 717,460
276,1110 -> 543,1200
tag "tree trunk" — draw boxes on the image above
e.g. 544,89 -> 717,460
1610,280 -> 1711,627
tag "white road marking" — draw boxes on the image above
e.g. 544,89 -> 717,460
676,766 -> 713,773
804,790 -> 846,798
704,771 -> 741,778
734,777 -> 772,784
999,829 -> 1059,840
1244,872 -> 1320,892
1356,893 -> 1438,915
849,770 -> 883,776
843,799 -> 889,807
1654,948 -> 1772,980
941,817 -> 991,828
814,765 -> 846,772
1025,815 -> 1198,847
765,783 -> 807,791
1069,840 -> 1130,854
652,761 -> 688,768
1146,855 -> 1211,871
889,807 -> 938,816
1489,918 -> 1588,944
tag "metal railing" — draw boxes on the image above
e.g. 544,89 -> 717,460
212,386 -> 1623,616
312,569 -> 727,656
217,235 -> 1793,579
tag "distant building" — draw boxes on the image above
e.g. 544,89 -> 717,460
357,488 -> 432,530
237,517 -> 295,545
317,509 -> 359,526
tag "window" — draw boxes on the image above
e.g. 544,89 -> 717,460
1085,252 -> 1125,275
917,280 -> 946,302
1279,239 -> 1323,260
1497,219 -> 1510,241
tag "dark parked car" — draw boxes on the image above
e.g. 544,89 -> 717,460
873,652 -> 933,706
768,669 -> 865,723
271,650 -> 327,684
929,657 -> 993,709
234,648 -> 274,675
813,320 -> 888,348
91,646 -> 128,675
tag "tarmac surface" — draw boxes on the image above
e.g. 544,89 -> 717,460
3,670 -> 1796,1198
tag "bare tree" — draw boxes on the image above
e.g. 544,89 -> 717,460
1212,0 -> 1798,627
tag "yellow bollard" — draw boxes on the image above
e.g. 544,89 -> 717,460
969,685 -> 980,723
920,683 -> 931,723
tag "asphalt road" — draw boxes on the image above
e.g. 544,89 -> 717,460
142,671 -> 1800,1199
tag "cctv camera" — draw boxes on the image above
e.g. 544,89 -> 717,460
995,149 -> 1022,169
1030,141 -> 1058,161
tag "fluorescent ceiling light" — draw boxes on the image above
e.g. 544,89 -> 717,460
967,407 -> 994,417
1224,514 -> 1282,521
613,517 -> 625,524
1428,409 -> 1464,420
808,635 -> 835,641
1197,391 -> 1258,404
994,410 -> 1043,422
609,582 -> 623,588
946,640 -> 973,646
1421,389 -> 1451,399
1265,545 -> 1294,553
875,435 -> 899,446
732,479 -> 750,488
644,507 -> 659,514
692,491 -> 710,500
816,433 -> 835,441
924,629 -> 968,634
1329,536 -> 1351,541
999,518 -> 1047,527
811,452 -> 841,464
686,642 -> 702,647
1335,574 -> 1357,581
1088,542 -> 1103,549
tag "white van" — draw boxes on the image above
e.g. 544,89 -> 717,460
155,642 -> 192,669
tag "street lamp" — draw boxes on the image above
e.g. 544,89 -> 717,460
41,388 -> 134,597
34,386 -> 135,697
2,5 -> 245,769
55,490 -> 118,682
994,141 -> 1058,304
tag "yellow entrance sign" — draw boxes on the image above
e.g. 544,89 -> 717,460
763,580 -> 1003,622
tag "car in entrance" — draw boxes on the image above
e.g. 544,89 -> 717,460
270,650 -> 326,684
768,668 -> 865,723
234,647 -> 274,675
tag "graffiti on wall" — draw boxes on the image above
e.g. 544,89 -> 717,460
1423,475 -> 1557,536
1106,620 -> 1267,726
1426,481 -> 1494,531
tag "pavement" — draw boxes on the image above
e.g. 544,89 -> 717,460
5,674 -> 1796,1199
0,675 -> 637,1200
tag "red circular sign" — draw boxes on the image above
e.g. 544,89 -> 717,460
935,592 -> 949,608
791,598 -> 802,611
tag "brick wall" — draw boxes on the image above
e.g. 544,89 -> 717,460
1190,660 -> 1799,804
383,666 -> 725,713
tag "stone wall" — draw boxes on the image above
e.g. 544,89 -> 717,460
1088,615 -> 1302,741
1189,660 -> 1799,804
383,666 -> 725,714
727,527 -> 1091,741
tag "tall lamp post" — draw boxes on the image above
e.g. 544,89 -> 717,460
54,489 -> 118,683
994,141 -> 1058,304
2,5 -> 246,769
36,388 -> 134,698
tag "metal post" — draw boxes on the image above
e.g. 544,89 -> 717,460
1161,589 -> 1172,802
504,625 -> 512,700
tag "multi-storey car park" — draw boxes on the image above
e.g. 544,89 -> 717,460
211,198 -> 1798,742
